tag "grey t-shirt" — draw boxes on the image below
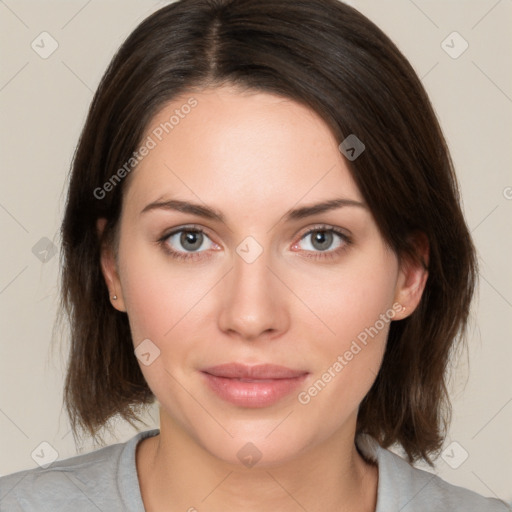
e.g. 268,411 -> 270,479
0,428 -> 509,511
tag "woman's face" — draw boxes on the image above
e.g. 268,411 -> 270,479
103,85 -> 422,466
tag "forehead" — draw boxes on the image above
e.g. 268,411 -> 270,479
123,85 -> 363,215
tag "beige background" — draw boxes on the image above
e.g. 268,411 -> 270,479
0,0 -> 511,505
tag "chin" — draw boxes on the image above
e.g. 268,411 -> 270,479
190,417 -> 320,469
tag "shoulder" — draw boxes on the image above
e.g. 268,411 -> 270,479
356,434 -> 511,512
0,430 -> 155,512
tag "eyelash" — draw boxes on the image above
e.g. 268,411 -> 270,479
157,224 -> 352,262
295,226 -> 352,261
158,224 -> 216,262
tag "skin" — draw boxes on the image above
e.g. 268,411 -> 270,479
100,85 -> 428,512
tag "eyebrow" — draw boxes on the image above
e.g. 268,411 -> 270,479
140,197 -> 366,223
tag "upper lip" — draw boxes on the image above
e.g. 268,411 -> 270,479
202,363 -> 308,380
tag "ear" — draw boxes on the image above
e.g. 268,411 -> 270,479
97,218 -> 127,312
392,232 -> 429,321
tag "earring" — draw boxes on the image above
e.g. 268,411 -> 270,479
112,295 -> 117,301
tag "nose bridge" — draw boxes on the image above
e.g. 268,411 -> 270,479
218,239 -> 288,339
233,248 -> 272,300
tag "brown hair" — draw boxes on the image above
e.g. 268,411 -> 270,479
60,0 -> 476,463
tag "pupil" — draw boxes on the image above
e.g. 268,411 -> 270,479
313,231 -> 332,251
181,231 -> 203,251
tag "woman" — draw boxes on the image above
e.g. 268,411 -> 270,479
0,0 -> 508,510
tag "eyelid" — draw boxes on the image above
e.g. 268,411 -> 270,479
158,223 -> 352,262
291,224 -> 352,251
160,223 -> 350,245
159,223 -> 217,243
296,223 -> 352,240
158,224 -> 220,260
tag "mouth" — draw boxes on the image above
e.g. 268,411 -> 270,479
200,363 -> 309,408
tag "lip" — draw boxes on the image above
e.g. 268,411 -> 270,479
201,363 -> 309,408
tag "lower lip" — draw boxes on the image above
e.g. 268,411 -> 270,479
201,372 -> 308,408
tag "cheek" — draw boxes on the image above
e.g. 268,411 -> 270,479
293,245 -> 398,409
118,235 -> 213,343
301,245 -> 399,349
117,243 -> 216,413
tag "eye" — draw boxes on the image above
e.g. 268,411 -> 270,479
158,224 -> 351,262
292,226 -> 351,259
159,226 -> 219,261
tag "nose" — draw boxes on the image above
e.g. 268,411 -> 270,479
217,247 -> 290,341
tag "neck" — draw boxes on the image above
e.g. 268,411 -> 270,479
136,413 -> 378,512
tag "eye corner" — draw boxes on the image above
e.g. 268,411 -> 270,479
291,225 -> 353,260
